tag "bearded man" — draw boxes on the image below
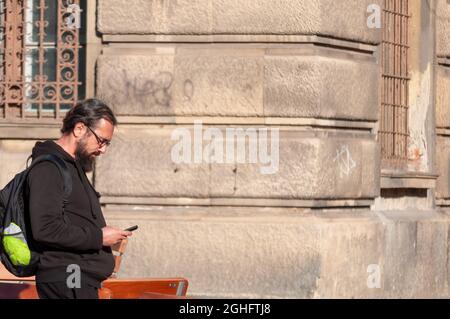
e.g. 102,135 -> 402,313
25,98 -> 132,299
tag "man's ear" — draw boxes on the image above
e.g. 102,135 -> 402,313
73,122 -> 86,139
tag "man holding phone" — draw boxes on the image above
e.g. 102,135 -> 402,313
26,99 -> 132,299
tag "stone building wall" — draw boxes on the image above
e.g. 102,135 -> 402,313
1,0 -> 450,298
436,0 -> 450,206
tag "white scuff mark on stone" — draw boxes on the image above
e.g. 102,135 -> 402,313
333,145 -> 356,178
408,64 -> 431,172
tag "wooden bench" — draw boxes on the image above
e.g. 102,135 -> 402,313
0,238 -> 189,299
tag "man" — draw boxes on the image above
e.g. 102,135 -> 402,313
25,99 -> 132,299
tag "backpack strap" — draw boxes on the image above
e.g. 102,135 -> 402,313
27,154 -> 73,211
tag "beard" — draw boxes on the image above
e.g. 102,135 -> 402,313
75,137 -> 96,173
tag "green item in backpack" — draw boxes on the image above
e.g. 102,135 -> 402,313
2,223 -> 31,266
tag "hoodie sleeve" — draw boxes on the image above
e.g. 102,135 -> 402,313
27,161 -> 103,251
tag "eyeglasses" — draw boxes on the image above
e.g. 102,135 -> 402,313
87,126 -> 111,147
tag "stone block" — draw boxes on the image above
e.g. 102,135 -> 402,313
436,65 -> 450,128
97,52 -> 264,117
264,55 -> 379,121
97,50 -> 378,121
376,211 -> 449,298
95,126 -> 379,200
436,0 -> 450,57
436,136 -> 450,199
98,0 -> 382,43
104,207 -> 450,298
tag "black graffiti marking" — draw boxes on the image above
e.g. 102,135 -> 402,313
107,69 -> 174,108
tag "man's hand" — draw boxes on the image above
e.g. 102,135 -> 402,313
102,226 -> 132,246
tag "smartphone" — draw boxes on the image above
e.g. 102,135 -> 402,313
124,225 -> 138,232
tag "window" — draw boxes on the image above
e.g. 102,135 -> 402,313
0,0 -> 86,121
379,0 -> 410,169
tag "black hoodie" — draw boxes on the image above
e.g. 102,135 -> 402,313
25,140 -> 115,288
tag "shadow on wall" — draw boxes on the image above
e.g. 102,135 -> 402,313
380,188 -> 428,199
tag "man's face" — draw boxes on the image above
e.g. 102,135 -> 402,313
75,118 -> 115,172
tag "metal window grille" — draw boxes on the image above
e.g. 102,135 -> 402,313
380,0 -> 410,169
0,0 -> 83,121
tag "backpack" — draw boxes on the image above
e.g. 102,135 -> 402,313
0,154 -> 72,277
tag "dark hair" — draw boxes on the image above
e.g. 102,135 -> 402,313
61,98 -> 117,135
